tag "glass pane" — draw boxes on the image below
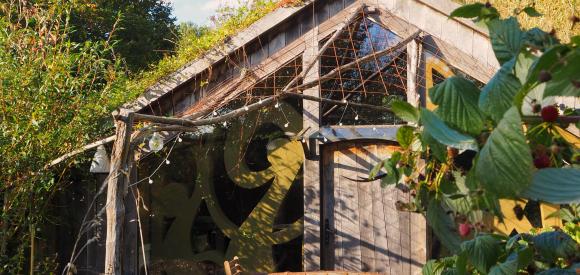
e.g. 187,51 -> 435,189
320,17 -> 407,126
139,58 -> 304,274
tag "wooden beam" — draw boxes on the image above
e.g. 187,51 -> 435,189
104,110 -> 134,275
46,135 -> 116,168
287,30 -> 422,93
283,4 -> 365,92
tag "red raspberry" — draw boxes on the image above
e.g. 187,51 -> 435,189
541,105 -> 559,122
459,223 -> 471,237
534,154 -> 551,169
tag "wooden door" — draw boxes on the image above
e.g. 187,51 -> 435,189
321,141 -> 426,274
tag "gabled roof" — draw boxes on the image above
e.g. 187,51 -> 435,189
122,1 -> 314,113
122,0 -> 500,116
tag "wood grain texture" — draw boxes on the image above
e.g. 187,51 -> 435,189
302,27 -> 322,271
340,146 -> 363,271
105,110 -> 134,275
322,142 -> 426,274
357,146 -> 375,272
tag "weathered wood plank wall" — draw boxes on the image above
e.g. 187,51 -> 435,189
322,142 -> 426,274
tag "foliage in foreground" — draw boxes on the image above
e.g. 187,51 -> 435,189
370,3 -> 580,274
0,0 -> 295,272
0,1 -> 133,272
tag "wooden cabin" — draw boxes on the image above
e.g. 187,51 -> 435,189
64,0 -> 568,274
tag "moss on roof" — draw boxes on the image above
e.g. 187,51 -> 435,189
457,0 -> 580,40
127,0 -> 303,97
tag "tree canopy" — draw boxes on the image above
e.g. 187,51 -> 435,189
69,0 -> 178,72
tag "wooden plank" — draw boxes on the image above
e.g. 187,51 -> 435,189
381,148 -> 401,275
410,213 -> 427,274
334,146 -> 345,271
303,27 -> 322,271
322,144 -> 336,269
369,144 -> 389,273
357,145 -> 375,272
398,174 -> 412,275
340,146 -> 363,271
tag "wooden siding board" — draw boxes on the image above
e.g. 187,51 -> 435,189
323,144 -> 336,269
453,20 -> 475,58
370,145 -> 389,273
357,146 -> 375,272
303,28 -> 321,271
341,146 -> 363,272
410,213 -> 427,274
398,183 -> 411,275
472,32 -> 490,66
382,161 -> 402,274
334,147 -> 345,271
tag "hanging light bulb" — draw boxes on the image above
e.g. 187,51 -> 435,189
213,111 -> 218,116
244,106 -> 249,111
148,132 -> 164,153
302,137 -> 306,143
355,114 -> 359,121
284,122 -> 289,128
274,102 -> 280,108
258,98 -> 263,103
165,159 -> 171,165
177,136 -> 183,143
222,121 -> 227,127
323,137 -> 328,142
339,122 -> 343,126
342,99 -> 347,103
148,178 -> 153,184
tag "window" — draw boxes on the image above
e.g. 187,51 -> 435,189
320,17 -> 407,125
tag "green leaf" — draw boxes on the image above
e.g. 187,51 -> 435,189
461,234 -> 503,273
506,246 -> 534,269
515,45 -> 569,108
476,107 -> 532,197
420,109 -> 479,152
546,208 -> 576,223
532,231 -> 578,262
423,259 -> 452,275
524,28 -> 559,50
479,58 -> 522,122
426,199 -> 462,253
422,132 -> 448,162
489,259 -> 518,275
430,76 -> 486,135
450,3 -> 485,18
488,18 -> 525,65
544,49 -> 580,98
515,51 -> 536,85
369,160 -> 385,179
397,126 -> 415,149
455,252 -> 469,275
391,100 -> 420,123
522,7 -> 542,17
523,168 -> 580,204
381,166 -> 398,187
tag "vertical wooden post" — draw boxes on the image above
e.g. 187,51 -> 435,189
406,39 -> 420,108
407,38 -> 428,274
104,109 -> 134,275
302,26 -> 321,271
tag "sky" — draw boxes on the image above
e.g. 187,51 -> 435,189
168,0 -> 240,25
